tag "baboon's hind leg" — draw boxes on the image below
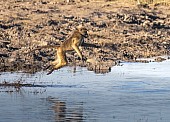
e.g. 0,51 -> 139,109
47,49 -> 67,75
44,65 -> 52,71
44,59 -> 58,71
47,62 -> 66,75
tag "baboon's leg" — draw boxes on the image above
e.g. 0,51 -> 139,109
47,48 -> 67,75
51,59 -> 58,65
47,68 -> 55,75
137,0 -> 141,4
44,65 -> 52,71
72,45 -> 82,59
44,58 -> 58,71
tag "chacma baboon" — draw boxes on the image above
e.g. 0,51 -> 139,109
28,26 -> 88,75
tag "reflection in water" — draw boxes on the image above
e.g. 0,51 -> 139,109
53,100 -> 67,121
49,98 -> 83,122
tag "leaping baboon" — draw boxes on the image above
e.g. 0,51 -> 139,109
28,26 -> 88,75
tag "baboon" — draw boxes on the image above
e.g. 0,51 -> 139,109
28,26 -> 88,75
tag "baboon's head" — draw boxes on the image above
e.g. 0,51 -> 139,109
77,26 -> 88,38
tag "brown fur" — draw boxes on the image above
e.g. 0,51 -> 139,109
28,27 -> 88,75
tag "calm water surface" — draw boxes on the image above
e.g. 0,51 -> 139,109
1,60 -> 170,122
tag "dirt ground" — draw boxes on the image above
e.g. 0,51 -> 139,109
0,0 -> 170,74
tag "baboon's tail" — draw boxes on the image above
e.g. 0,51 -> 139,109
25,45 -> 60,54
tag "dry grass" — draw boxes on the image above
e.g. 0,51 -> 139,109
136,0 -> 170,5
90,0 -> 170,5
52,0 -> 169,6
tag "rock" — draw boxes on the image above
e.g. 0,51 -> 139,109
63,15 -> 74,20
154,57 -> 166,62
86,58 -> 98,65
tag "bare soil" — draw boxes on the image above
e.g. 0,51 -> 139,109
0,0 -> 170,74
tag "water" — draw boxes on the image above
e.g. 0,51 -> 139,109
1,60 -> 170,122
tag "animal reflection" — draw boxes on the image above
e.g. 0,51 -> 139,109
52,100 -> 83,121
